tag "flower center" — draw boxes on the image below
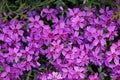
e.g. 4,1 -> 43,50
34,21 -> 39,25
14,29 -> 18,33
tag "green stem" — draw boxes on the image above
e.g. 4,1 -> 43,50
26,71 -> 32,80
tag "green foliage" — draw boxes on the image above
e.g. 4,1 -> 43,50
113,5 -> 120,20
0,66 -> 4,72
0,0 -> 56,21
0,0 -> 118,21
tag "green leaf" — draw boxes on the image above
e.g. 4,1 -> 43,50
88,66 -> 94,74
99,72 -> 104,80
0,66 -> 4,71
68,0 -> 76,4
98,67 -> 102,72
16,3 -> 26,12
26,71 -> 32,80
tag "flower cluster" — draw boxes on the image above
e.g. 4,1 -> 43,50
0,6 -> 120,80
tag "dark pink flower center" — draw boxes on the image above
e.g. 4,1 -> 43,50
14,29 -> 18,33
48,33 -> 54,38
112,53 -> 116,58
4,33 -> 9,37
51,51 -> 55,54
94,78 -> 99,80
68,50 -> 72,54
26,61 -> 30,65
98,35 -> 102,40
34,21 -> 39,25
13,53 -> 16,57
31,39 -> 36,43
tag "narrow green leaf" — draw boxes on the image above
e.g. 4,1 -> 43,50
26,71 -> 32,80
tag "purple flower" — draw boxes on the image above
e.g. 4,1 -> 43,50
24,55 -> 39,71
106,45 -> 120,65
68,8 -> 80,17
55,29 -> 69,41
77,51 -> 89,66
9,35 -> 21,48
37,73 -> 48,80
99,7 -> 113,27
85,26 -> 96,42
12,62 -> 25,75
111,64 -> 120,79
47,72 -> 63,80
62,67 -> 75,79
73,66 -> 86,79
42,29 -> 57,44
70,31 -> 80,44
9,23 -> 24,36
62,46 -> 78,59
99,7 -> 113,21
29,15 -> 44,28
1,66 -> 11,80
89,73 -> 100,80
52,16 -> 65,29
93,30 -> 106,46
71,16 -> 85,30
0,28 -> 12,43
46,39 -> 64,60
105,25 -> 118,40
90,48 -> 103,66
116,0 -> 120,4
27,11 -> 37,17
41,8 -> 57,21
0,6 -> 120,80
21,47 -> 34,58
27,34 -> 40,47
7,48 -> 22,62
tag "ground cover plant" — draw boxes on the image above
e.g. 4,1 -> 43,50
0,0 -> 120,80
